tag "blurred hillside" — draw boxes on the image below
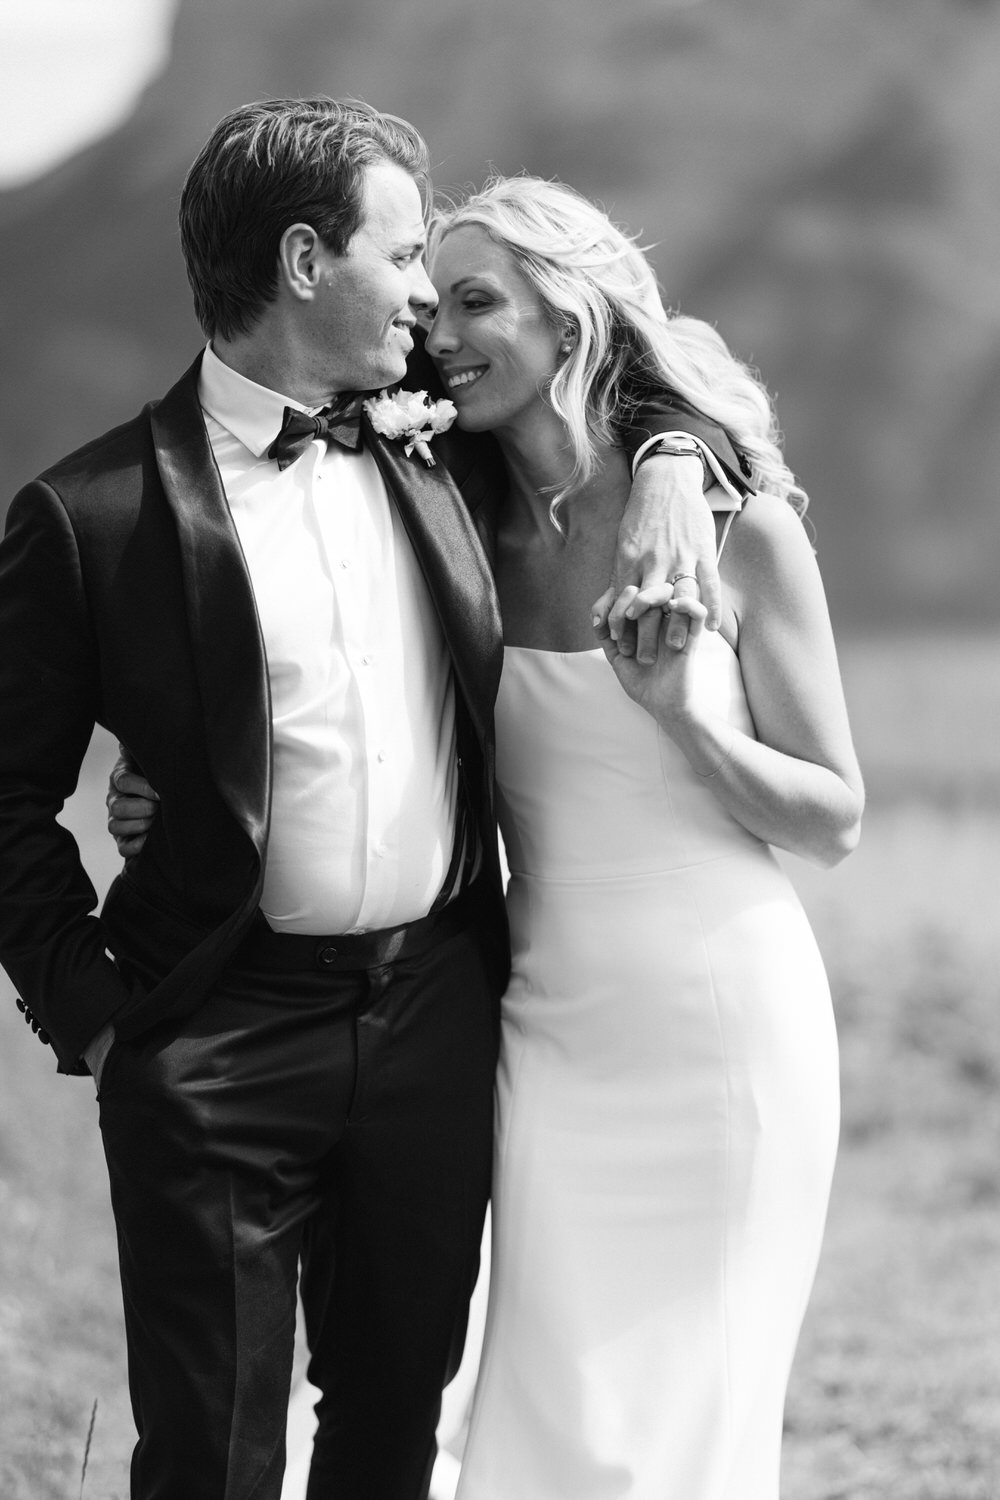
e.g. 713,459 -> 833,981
2,0 -> 998,624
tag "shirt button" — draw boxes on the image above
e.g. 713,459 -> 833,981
376,751 -> 386,763
362,654 -> 372,666
340,560 -> 350,569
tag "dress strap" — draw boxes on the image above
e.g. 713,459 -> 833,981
716,506 -> 738,562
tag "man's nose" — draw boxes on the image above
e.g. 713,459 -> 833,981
409,261 -> 438,320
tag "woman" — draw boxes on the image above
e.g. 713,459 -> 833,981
112,176 -> 863,1498
425,176 -> 862,1500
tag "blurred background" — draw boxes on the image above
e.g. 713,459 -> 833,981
2,0 -> 1000,628
0,2 -> 997,1497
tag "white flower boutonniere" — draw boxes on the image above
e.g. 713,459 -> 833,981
364,389 -> 458,467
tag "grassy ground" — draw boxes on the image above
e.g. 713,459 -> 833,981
780,802 -> 1000,1500
1,633 -> 998,1498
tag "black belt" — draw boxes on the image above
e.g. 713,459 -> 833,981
236,880 -> 483,973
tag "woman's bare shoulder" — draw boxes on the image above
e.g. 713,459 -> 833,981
723,492 -> 818,588
719,492 -> 824,642
728,490 -> 812,556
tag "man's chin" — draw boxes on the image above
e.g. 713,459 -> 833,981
368,354 -> 409,390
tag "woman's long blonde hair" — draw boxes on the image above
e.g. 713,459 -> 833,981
430,175 -> 807,523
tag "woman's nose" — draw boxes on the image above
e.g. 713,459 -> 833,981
426,309 -> 457,356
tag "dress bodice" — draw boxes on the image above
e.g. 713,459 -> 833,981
495,634 -> 763,881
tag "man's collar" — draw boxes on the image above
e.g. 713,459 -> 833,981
198,343 -> 324,458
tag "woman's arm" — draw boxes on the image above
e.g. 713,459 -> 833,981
600,492 -> 864,868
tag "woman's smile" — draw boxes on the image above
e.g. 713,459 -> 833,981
426,225 -> 564,433
441,364 -> 489,392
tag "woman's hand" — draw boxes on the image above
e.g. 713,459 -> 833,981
593,587 -> 708,732
106,750 -> 159,859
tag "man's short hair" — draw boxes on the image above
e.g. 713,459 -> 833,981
180,97 -> 430,341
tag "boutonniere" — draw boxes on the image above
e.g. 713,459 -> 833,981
364,389 -> 458,467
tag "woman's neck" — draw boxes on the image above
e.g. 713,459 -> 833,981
492,408 -> 573,506
492,414 -> 633,651
492,412 -> 629,539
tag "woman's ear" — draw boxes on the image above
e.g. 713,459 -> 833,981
559,324 -> 578,357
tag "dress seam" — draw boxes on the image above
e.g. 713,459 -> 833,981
655,710 -> 736,1451
689,886 -> 737,1463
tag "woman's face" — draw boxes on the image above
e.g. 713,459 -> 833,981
426,225 -> 564,434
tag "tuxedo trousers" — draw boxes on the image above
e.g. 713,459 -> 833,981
97,891 -> 499,1500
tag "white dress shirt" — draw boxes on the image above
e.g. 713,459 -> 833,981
198,345 -> 459,935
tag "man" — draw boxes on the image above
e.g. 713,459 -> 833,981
0,98 -> 747,1500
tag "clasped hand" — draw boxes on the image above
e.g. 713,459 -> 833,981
594,453 -> 723,663
592,590 -> 709,730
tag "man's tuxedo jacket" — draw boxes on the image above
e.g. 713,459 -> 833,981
0,340 -> 744,1074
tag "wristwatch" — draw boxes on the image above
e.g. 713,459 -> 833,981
634,439 -> 712,491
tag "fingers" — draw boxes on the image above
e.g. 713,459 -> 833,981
631,590 -> 672,661
633,591 -> 708,661
593,586 -> 640,658
696,559 -> 723,633
107,793 -> 158,822
588,584 -> 641,656
113,833 -> 148,859
600,568 -> 715,662
664,595 -> 708,654
109,767 -> 159,801
663,573 -> 699,652
607,586 -> 640,656
618,578 -> 692,662
590,586 -> 617,641
108,809 -> 156,832
633,608 -> 664,663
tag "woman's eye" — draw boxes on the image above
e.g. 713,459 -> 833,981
463,298 -> 490,312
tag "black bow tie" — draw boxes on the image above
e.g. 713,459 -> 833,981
266,394 -> 367,470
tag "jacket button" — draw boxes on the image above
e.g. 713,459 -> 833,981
30,1018 -> 39,1033
15,996 -> 26,1012
317,945 -> 339,966
38,1029 -> 51,1046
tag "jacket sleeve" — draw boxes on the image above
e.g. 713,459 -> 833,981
0,481 -> 131,1073
621,395 -> 754,498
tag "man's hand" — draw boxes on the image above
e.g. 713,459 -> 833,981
602,453 -> 722,663
83,1021 -> 115,1092
106,748 -> 159,859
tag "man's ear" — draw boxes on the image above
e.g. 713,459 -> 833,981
278,223 -> 323,303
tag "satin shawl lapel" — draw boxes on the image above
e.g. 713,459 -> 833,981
363,416 -> 503,742
149,355 -> 271,860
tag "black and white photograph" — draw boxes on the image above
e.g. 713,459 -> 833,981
0,3 -> 997,1498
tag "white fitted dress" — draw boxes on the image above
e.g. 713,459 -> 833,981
455,634 -> 839,1500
